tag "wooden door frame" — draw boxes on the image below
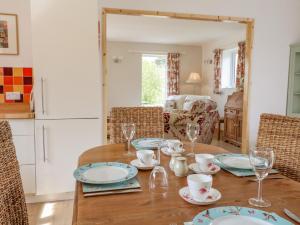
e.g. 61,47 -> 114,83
101,8 -> 254,153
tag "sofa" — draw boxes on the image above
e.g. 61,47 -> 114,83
163,95 -> 219,144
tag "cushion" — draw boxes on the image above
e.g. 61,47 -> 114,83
165,95 -> 186,110
190,99 -> 217,114
164,100 -> 177,111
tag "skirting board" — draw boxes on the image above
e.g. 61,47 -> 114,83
25,192 -> 74,204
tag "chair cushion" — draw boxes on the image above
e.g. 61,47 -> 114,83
165,95 -> 186,110
183,99 -> 217,113
164,100 -> 177,111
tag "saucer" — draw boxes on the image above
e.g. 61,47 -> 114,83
179,186 -> 221,205
161,146 -> 185,156
130,159 -> 157,170
189,163 -> 220,175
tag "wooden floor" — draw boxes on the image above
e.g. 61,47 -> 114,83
27,200 -> 74,225
26,137 -> 240,225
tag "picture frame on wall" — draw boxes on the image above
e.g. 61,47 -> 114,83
0,13 -> 19,55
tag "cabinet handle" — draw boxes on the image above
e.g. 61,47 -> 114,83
41,77 -> 46,115
42,125 -> 48,162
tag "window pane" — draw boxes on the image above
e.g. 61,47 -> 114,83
142,54 -> 167,106
221,48 -> 238,89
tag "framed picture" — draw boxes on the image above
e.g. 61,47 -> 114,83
0,13 -> 19,55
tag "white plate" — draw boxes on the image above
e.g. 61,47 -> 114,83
189,163 -> 220,175
130,159 -> 157,170
83,166 -> 129,183
161,146 -> 185,156
179,186 -> 221,205
211,215 -> 273,225
219,155 -> 252,169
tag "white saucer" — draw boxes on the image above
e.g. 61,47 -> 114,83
179,186 -> 221,205
189,163 -> 220,175
130,159 -> 157,170
161,146 -> 185,156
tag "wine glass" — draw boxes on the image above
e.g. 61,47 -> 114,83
121,123 -> 136,156
149,166 -> 168,197
186,123 -> 200,156
248,147 -> 275,207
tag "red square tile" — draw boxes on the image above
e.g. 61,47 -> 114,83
4,77 -> 13,85
24,85 -> 32,94
23,77 -> 32,85
13,77 -> 23,85
24,94 -> 31,103
3,67 -> 13,76
23,68 -> 33,77
4,85 -> 13,92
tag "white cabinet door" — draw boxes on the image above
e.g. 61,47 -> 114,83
31,0 -> 101,119
13,136 -> 35,165
20,165 -> 36,194
35,119 -> 101,195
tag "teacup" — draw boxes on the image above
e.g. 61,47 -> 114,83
187,174 -> 212,202
195,154 -> 215,172
136,150 -> 155,166
167,140 -> 184,153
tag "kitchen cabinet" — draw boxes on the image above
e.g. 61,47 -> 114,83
35,119 -> 101,195
224,91 -> 243,147
30,0 -> 101,119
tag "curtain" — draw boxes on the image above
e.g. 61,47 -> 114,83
213,49 -> 223,94
167,53 -> 180,96
236,41 -> 246,90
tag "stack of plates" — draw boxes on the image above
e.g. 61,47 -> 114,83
215,154 -> 252,170
192,206 -> 293,225
73,162 -> 140,196
131,138 -> 164,150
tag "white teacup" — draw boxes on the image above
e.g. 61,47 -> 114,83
187,174 -> 212,202
195,154 -> 215,172
167,140 -> 184,153
136,150 -> 155,166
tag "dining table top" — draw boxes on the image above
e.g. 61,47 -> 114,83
72,143 -> 300,225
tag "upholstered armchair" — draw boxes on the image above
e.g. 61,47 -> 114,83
163,95 -> 219,144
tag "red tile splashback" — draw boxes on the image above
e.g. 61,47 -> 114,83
0,67 -> 33,103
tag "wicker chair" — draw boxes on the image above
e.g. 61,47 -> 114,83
0,121 -> 29,225
110,107 -> 164,144
257,114 -> 300,182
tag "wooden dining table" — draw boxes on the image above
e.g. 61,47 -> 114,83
72,143 -> 300,225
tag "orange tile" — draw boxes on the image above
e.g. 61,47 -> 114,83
24,94 -> 31,103
0,76 -> 3,85
4,85 -> 13,92
13,85 -> 24,93
0,94 -> 4,103
13,68 -> 23,77
13,76 -> 23,85
4,77 -> 13,85
24,85 -> 32,94
0,68 -> 3,76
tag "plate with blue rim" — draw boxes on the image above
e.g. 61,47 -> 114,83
193,206 -> 294,225
215,153 -> 252,170
131,138 -> 164,150
73,162 -> 138,184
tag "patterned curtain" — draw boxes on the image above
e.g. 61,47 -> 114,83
236,41 -> 246,90
213,49 -> 223,94
167,53 -> 180,96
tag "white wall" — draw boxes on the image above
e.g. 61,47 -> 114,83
0,0 -> 33,66
107,41 -> 202,110
99,0 -> 300,146
201,32 -> 246,117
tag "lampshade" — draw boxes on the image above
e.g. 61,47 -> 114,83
186,72 -> 202,84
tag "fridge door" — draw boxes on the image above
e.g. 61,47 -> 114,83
31,0 -> 101,119
35,119 -> 101,195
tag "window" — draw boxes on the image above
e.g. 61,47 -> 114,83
221,48 -> 238,89
141,54 -> 167,106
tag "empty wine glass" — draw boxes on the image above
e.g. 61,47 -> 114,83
149,166 -> 168,196
248,147 -> 275,207
186,123 -> 200,156
121,123 -> 136,156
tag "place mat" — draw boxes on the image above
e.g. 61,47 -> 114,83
214,154 -> 278,177
82,177 -> 141,194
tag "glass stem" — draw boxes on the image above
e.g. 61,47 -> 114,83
191,141 -> 195,154
127,140 -> 131,152
257,179 -> 263,201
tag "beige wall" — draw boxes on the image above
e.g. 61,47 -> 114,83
200,32 -> 246,117
0,0 -> 33,67
99,0 -> 300,146
107,41 -> 202,110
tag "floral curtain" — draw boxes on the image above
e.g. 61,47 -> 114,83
236,41 -> 246,90
167,53 -> 180,96
213,49 -> 223,94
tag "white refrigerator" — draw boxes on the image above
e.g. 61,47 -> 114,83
31,0 -> 102,195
